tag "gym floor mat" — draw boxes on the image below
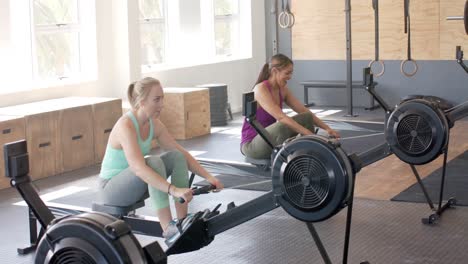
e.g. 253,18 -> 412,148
391,150 -> 468,206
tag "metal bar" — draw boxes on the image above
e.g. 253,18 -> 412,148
410,165 -> 435,210
249,118 -> 276,149
446,101 -> 468,124
373,0 -> 379,61
272,0 -> 279,54
345,0 -> 354,116
124,216 -> 163,237
356,142 -> 392,168
15,178 -> 55,229
437,150 -> 449,211
363,67 -> 392,113
342,174 -> 356,264
206,192 -> 278,236
306,223 -> 332,264
446,16 -> 464,20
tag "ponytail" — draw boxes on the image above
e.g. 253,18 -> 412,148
127,82 -> 136,109
254,54 -> 293,88
254,63 -> 270,87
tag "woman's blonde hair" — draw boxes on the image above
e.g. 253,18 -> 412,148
127,77 -> 161,109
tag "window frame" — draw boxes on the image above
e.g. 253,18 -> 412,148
213,0 -> 240,57
30,0 -> 97,83
139,0 -> 168,70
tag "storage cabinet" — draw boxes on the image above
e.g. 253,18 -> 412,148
0,116 -> 25,189
160,88 -> 211,140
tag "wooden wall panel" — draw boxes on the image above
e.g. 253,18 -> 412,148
440,0 -> 468,59
292,0 -> 442,60
410,0 -> 440,60
292,1 -> 345,60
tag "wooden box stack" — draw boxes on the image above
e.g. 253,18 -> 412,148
159,87 -> 211,140
0,97 -> 122,188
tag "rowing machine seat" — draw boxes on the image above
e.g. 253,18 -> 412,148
92,193 -> 149,217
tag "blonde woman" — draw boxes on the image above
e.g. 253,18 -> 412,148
98,77 -> 223,239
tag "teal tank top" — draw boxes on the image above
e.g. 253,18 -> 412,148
99,111 -> 154,179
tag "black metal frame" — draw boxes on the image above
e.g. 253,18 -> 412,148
4,140 -> 167,263
230,91 -> 392,264
456,46 -> 468,74
363,67 -> 461,225
13,177 -> 165,255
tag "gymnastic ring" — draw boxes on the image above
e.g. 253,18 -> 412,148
278,12 -> 290,29
368,60 -> 385,77
288,13 -> 295,28
400,59 -> 419,77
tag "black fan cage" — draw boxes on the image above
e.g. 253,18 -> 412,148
396,114 -> 433,155
282,155 -> 331,209
50,247 -> 96,264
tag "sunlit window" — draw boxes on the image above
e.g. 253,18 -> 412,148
31,0 -> 95,81
213,0 -> 239,57
139,0 -> 166,68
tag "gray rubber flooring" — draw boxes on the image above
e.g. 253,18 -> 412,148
2,171 -> 468,264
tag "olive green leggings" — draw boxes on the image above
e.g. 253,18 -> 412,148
98,150 -> 189,210
241,112 -> 315,159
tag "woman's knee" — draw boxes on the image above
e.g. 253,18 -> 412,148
294,112 -> 315,131
145,156 -> 166,175
165,150 -> 186,162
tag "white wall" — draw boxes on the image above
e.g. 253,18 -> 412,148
1,0 -> 266,113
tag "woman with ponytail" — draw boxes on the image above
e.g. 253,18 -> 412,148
98,77 -> 223,239
241,54 -> 340,159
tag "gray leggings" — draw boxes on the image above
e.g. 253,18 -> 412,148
97,150 -> 189,210
241,112 -> 315,159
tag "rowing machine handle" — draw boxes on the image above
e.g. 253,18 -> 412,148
179,185 -> 216,203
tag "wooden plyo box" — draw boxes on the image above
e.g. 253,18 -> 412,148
0,115 -> 26,189
63,97 -> 123,163
160,88 -> 211,140
0,103 -> 60,180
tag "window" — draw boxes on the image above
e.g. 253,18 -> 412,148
138,0 -> 250,72
5,0 -> 96,89
32,0 -> 80,80
213,0 -> 239,57
139,0 -> 167,68
31,0 -> 96,82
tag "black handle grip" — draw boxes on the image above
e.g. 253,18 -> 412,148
178,185 -> 216,203
2,128 -> 11,134
193,184 -> 216,195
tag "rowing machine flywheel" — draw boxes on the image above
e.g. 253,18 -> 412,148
386,99 -> 449,165
35,212 -> 147,264
271,135 -> 354,222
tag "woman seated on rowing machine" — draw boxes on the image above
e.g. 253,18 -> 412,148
241,54 -> 341,159
97,77 -> 223,239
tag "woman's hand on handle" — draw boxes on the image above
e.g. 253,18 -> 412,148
207,176 -> 224,191
172,186 -> 193,204
326,128 -> 341,139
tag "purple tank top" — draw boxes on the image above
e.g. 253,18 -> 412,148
241,80 -> 283,145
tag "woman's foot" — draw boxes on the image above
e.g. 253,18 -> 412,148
162,220 -> 179,240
